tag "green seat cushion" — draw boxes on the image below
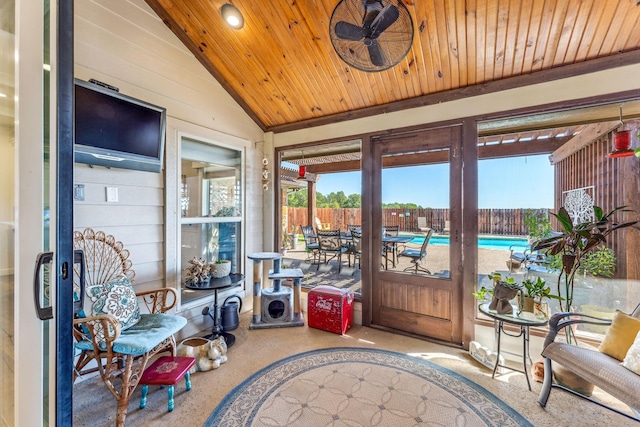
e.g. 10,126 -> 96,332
75,313 -> 187,356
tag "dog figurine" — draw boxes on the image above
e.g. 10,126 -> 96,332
177,336 -> 228,373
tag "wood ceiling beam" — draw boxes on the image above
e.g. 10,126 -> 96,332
549,121 -> 620,164
479,137 -> 569,160
305,138 -> 568,173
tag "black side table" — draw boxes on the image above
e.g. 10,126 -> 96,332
478,303 -> 548,391
185,273 -> 245,347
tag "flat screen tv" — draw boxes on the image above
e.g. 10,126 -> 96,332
74,78 -> 166,173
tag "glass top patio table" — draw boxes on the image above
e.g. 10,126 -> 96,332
478,302 -> 548,391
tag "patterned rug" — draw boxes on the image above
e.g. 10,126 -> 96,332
205,347 -> 534,427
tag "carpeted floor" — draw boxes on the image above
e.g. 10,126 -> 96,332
72,311 -> 634,427
205,347 -> 533,426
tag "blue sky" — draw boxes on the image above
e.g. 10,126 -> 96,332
315,154 -> 554,209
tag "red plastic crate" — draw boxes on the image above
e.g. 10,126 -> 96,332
308,285 -> 354,334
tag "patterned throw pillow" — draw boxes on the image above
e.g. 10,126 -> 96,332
86,275 -> 141,331
621,331 -> 640,375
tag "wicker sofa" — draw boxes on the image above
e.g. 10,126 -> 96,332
538,304 -> 640,421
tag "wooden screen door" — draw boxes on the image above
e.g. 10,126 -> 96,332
369,125 -> 463,344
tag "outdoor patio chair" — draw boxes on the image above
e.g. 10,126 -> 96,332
398,228 -> 433,274
317,229 -> 348,273
507,243 -> 551,272
349,229 -> 362,270
300,224 -> 320,265
417,216 -> 430,232
72,228 -> 187,427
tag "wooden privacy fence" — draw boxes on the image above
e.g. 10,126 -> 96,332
285,207 -> 549,236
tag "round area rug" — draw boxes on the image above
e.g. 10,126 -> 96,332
205,347 -> 533,427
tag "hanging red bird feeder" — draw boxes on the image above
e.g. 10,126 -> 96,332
609,130 -> 635,158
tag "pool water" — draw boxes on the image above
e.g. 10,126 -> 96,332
406,235 -> 528,251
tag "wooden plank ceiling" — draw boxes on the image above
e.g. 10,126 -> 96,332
145,0 -> 640,132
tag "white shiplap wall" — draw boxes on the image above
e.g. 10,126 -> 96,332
73,0 -> 264,332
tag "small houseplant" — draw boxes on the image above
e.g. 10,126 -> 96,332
519,277 -> 561,319
210,259 -> 231,278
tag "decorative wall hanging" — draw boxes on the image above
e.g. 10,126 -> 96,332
562,186 -> 595,225
262,157 -> 270,191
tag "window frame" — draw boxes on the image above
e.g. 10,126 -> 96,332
165,121 -> 248,311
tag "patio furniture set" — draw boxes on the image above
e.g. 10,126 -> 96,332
299,224 -> 433,274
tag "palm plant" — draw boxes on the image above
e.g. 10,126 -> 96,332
533,205 -> 637,313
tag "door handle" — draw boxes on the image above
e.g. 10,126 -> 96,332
34,251 -> 54,320
73,249 -> 85,314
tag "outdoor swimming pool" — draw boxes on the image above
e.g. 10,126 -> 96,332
405,235 -> 528,251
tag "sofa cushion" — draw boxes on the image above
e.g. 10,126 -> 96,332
622,331 -> 640,375
598,310 -> 640,361
75,313 -> 187,356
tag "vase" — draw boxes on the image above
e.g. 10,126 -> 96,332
534,301 -> 549,319
553,364 -> 595,397
517,295 -> 535,313
489,282 -> 520,314
211,260 -> 231,278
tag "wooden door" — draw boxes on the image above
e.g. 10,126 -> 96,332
368,125 -> 463,344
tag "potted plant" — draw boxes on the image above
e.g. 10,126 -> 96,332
519,277 -> 561,319
210,259 -> 231,278
281,231 -> 292,255
184,257 -> 212,286
485,272 -> 521,315
533,205 -> 637,316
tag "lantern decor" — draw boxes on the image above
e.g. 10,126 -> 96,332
609,105 -> 635,158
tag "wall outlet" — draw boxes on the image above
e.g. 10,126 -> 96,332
106,186 -> 119,202
73,184 -> 85,201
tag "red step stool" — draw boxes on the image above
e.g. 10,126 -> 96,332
139,356 -> 196,412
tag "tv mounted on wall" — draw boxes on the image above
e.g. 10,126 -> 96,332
74,78 -> 166,173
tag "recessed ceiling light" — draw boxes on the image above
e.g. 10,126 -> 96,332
221,4 -> 244,29
0,93 -> 6,98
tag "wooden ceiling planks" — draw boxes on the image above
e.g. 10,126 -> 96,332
145,0 -> 640,131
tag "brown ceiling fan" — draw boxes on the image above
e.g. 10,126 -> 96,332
329,0 -> 414,72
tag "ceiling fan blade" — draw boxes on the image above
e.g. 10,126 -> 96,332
367,40 -> 385,66
335,21 -> 364,41
371,5 -> 399,38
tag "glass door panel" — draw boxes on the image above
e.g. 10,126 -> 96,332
370,126 -> 463,345
380,159 -> 450,279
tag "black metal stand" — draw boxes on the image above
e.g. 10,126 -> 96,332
186,273 -> 245,348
